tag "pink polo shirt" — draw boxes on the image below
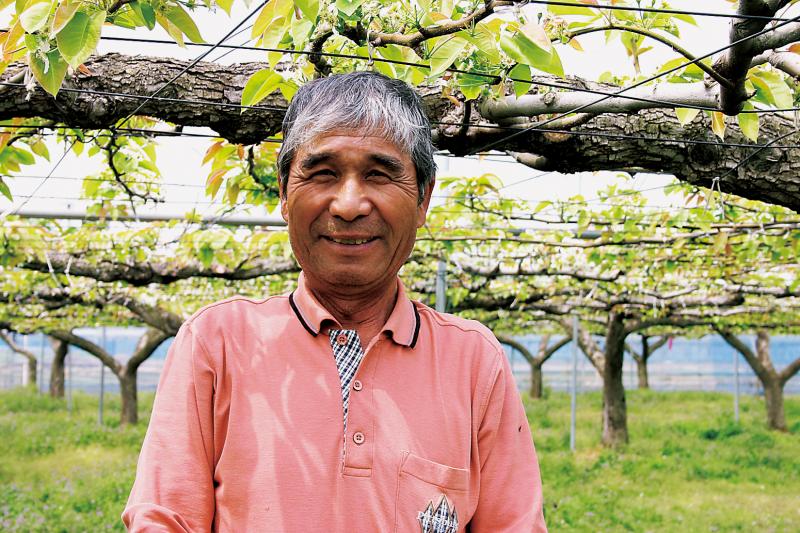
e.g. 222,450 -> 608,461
123,275 -> 546,532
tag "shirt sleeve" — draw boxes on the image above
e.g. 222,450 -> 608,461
122,321 -> 217,532
469,349 -> 547,532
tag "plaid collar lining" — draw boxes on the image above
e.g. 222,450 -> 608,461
288,275 -> 420,348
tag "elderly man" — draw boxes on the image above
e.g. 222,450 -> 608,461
123,72 -> 546,532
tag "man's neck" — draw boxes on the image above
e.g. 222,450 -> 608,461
308,279 -> 398,346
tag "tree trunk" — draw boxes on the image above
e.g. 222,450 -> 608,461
530,364 -> 543,399
763,378 -> 787,431
49,338 -> 68,398
119,371 -> 138,426
602,313 -> 629,447
26,356 -> 37,388
635,357 -> 649,390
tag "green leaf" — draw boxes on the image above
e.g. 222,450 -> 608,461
29,139 -> 50,160
19,0 -> 52,33
500,26 -> 563,77
241,69 -> 283,108
428,35 -> 468,77
290,15 -> 312,51
156,12 -> 184,46
0,177 -> 11,201
737,105 -> 759,142
463,20 -> 500,63
710,111 -> 726,139
163,4 -> 205,44
749,69 -> 793,109
130,0 -> 156,30
216,0 -> 233,15
29,47 -> 68,96
294,0 -> 318,20
457,72 -> 486,100
56,11 -> 105,68
548,2 -> 596,17
510,63 -> 531,97
335,0 -> 365,17
675,107 -> 700,126
51,1 -> 79,35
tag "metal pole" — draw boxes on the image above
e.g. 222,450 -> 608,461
38,333 -> 45,394
99,328 -> 106,425
570,316 -> 578,453
733,350 -> 740,424
66,349 -> 73,415
435,259 -> 447,313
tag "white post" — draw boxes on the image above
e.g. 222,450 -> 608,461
38,333 -> 45,394
570,316 -> 578,452
435,259 -> 447,313
99,327 -> 106,425
67,349 -> 73,415
733,350 -> 740,424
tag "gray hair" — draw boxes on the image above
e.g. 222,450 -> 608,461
277,71 -> 437,203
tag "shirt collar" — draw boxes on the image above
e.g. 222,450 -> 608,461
289,273 -> 420,348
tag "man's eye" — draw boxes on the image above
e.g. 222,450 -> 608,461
367,172 -> 391,182
310,171 -> 336,180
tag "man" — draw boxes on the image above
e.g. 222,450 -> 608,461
123,71 -> 546,532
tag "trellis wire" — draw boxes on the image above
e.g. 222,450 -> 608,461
525,0 -> 800,22
473,12 -> 800,153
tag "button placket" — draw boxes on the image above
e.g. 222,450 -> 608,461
352,379 -> 363,391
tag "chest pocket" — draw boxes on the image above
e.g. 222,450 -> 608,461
395,451 -> 470,533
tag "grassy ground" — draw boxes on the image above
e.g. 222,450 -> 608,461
0,388 -> 797,532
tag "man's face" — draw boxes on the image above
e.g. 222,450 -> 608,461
281,133 -> 433,293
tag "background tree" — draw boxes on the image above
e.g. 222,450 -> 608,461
625,334 -> 670,390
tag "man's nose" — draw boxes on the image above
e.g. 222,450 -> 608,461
329,177 -> 372,221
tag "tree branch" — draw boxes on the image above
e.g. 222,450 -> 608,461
125,328 -> 171,374
49,329 -> 121,374
0,330 -> 37,363
714,0 -> 796,114
19,252 -> 299,286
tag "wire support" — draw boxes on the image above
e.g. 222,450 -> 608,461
525,0 -> 800,22
94,34 -> 800,115
472,12 -> 800,154
5,121 -> 800,152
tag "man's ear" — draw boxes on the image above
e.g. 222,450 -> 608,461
416,178 -> 436,228
279,178 -> 289,223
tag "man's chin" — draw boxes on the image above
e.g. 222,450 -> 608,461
307,268 -> 391,292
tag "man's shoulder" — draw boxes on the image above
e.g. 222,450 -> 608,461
414,301 -> 502,353
186,293 -> 290,327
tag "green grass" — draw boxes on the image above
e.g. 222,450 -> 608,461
526,389 -> 800,532
0,388 -> 798,531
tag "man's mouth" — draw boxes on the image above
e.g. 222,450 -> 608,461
324,236 -> 378,245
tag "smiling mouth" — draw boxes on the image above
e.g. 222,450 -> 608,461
324,236 -> 378,245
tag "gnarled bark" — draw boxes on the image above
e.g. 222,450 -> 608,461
602,312 -> 629,447
49,337 -> 68,398
2,53 -> 800,211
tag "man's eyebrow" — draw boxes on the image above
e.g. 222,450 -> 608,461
369,153 -> 406,173
299,151 -> 334,170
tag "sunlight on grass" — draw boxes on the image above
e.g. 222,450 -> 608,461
0,387 -> 797,531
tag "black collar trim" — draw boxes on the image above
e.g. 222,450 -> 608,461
289,291 -> 318,337
409,303 -> 421,348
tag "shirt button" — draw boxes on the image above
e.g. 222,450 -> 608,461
336,334 -> 348,346
353,432 -> 365,445
352,380 -> 363,391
